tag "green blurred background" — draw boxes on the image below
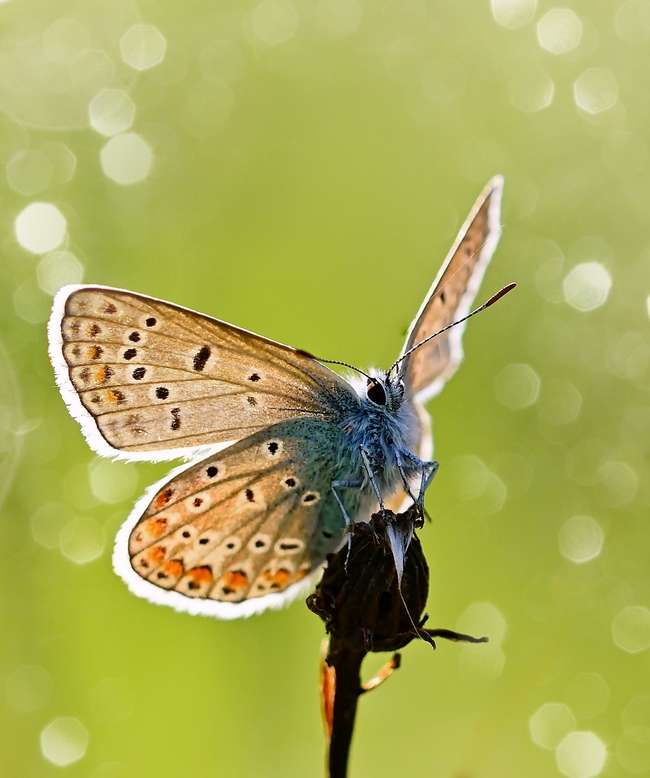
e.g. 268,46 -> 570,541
2,0 -> 650,775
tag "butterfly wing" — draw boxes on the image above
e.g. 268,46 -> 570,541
399,176 -> 503,403
113,418 -> 359,618
48,285 -> 358,462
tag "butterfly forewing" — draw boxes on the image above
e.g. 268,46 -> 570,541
49,286 -> 358,460
114,418 -> 358,618
400,176 -> 503,401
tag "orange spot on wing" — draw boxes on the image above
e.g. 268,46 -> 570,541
162,559 -> 184,578
294,567 -> 308,581
221,570 -> 249,593
260,568 -> 292,589
272,569 -> 291,588
95,365 -> 113,382
148,546 -> 166,565
154,488 -> 174,509
145,517 -> 168,538
187,566 -> 213,590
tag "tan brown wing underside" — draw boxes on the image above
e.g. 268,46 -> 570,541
50,286 -> 358,458
116,419 -> 356,610
399,176 -> 503,401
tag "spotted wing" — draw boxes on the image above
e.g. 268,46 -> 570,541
399,176 -> 503,402
48,285 -> 358,461
113,418 -> 359,618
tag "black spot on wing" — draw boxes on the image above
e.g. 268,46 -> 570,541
171,407 -> 181,431
193,346 -> 211,372
156,387 -> 169,400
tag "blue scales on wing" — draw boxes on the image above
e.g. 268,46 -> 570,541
119,418 -> 361,615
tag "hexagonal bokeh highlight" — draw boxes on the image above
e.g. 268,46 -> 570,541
574,69 -> 619,114
613,606 -> 650,653
458,602 -> 507,646
615,0 -> 650,45
490,0 -> 537,28
253,0 -> 299,45
44,19 -> 91,64
566,673 -> 609,719
509,69 -> 554,112
538,380 -> 582,426
495,363 -> 540,409
120,24 -> 167,70
617,733 -> 650,774
622,696 -> 650,740
14,280 -> 52,324
89,458 -> 138,504
89,678 -> 135,723
537,8 -> 582,54
44,142 -> 77,186
556,731 -> 607,778
37,251 -> 84,295
89,89 -> 136,137
530,703 -> 576,749
7,150 -> 53,195
69,49 -> 115,95
593,461 -> 637,507
563,263 -> 611,311
100,133 -> 153,185
558,516 -> 604,564
6,665 -> 53,712
30,502 -> 74,549
60,517 -> 105,564
15,202 -> 67,254
40,717 -> 89,766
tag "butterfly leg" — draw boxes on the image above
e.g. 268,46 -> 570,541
332,479 -> 364,566
401,450 -> 439,515
331,479 -> 363,527
394,449 -> 419,505
360,447 -> 386,513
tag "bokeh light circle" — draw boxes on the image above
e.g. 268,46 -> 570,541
40,717 -> 89,766
558,516 -> 604,563
613,607 -> 650,653
563,263 -> 611,311
555,731 -> 607,778
120,24 -> 167,70
536,9 -> 582,54
100,133 -> 153,185
15,202 -> 66,254
495,364 -> 541,409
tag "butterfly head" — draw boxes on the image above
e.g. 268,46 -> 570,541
364,370 -> 405,413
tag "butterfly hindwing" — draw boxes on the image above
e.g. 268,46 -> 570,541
113,418 -> 359,618
48,285 -> 358,461
400,176 -> 503,402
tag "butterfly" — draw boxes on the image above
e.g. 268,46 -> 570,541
47,176 -> 507,619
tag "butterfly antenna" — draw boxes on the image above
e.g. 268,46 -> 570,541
315,357 -> 373,382
388,282 -> 516,376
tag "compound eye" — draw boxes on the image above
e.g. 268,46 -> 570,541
366,379 -> 387,406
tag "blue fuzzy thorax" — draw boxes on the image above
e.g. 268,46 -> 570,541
337,369 -> 423,496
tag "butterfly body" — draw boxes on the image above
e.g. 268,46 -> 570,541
340,370 -> 424,497
48,176 -> 506,618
